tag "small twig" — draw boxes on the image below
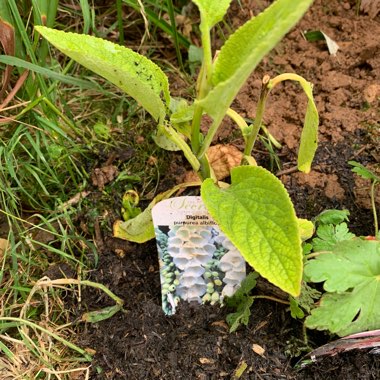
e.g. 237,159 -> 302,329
253,295 -> 289,305
0,70 -> 29,111
306,250 -> 332,259
276,166 -> 299,176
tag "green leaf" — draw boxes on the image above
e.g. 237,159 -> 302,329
155,124 -> 200,171
35,26 -> 170,122
314,209 -> 350,225
225,272 -> 258,332
202,166 -> 302,296
198,0 -> 313,122
153,124 -> 182,151
293,79 -> 318,173
188,44 -> 203,64
226,296 -> 254,333
349,161 -> 380,182
168,98 -> 193,138
305,239 -> 380,336
296,282 -> 321,313
114,182 -> 201,243
192,0 -> 232,29
312,223 -> 355,251
0,55 -> 99,89
289,296 -> 304,319
225,272 -> 259,307
82,304 -> 122,323
304,30 -> 339,56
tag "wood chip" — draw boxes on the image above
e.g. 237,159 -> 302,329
210,320 -> 229,330
252,343 -> 266,357
199,357 -> 215,365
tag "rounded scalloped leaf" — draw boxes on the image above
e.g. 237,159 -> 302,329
201,166 -> 302,296
305,239 -> 380,336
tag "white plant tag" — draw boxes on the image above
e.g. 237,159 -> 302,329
152,196 -> 246,315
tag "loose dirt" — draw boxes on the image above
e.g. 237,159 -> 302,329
77,1 -> 380,378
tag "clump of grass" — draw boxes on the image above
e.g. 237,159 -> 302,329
0,0 -> 181,376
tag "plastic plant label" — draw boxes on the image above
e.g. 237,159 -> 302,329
152,196 -> 246,315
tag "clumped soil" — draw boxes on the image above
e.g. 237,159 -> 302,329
77,0 -> 380,378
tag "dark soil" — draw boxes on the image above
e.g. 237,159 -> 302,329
77,0 -> 380,378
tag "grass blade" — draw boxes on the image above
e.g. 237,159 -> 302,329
0,55 -> 100,89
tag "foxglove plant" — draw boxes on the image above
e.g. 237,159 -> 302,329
36,0 -> 317,297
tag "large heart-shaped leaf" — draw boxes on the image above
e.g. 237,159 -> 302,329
201,166 -> 302,296
35,26 -> 170,122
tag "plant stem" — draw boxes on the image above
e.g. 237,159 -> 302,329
191,105 -> 203,154
191,20 -> 213,176
243,75 -> 271,157
191,30 -> 211,154
371,180 -> 379,237
161,125 -> 200,172
197,114 -> 223,160
226,107 -> 250,142
268,72 -> 307,88
306,250 -> 332,259
253,295 -> 289,305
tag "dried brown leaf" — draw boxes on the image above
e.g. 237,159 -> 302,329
91,165 -> 119,191
0,20 -> 15,99
207,144 -> 243,180
175,15 -> 193,38
0,238 -> 10,259
181,144 -> 243,184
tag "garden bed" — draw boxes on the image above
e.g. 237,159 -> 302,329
1,0 -> 379,379
75,1 -> 379,378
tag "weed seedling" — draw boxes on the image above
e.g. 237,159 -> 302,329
349,160 -> 379,237
303,209 -> 380,336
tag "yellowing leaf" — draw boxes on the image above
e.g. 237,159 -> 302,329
198,0 -> 313,127
114,182 -> 201,243
202,166 -> 302,296
293,78 -> 319,173
35,26 -> 170,122
298,218 -> 314,241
